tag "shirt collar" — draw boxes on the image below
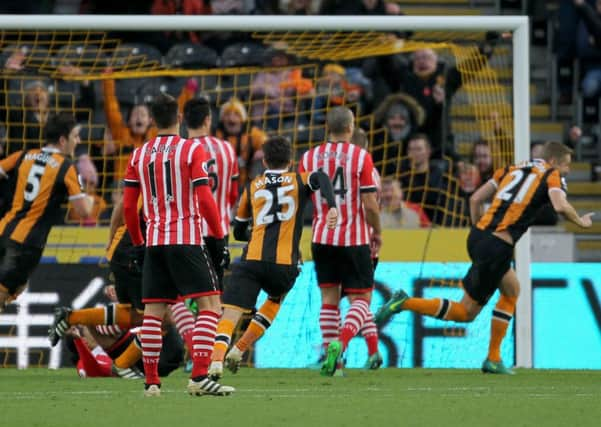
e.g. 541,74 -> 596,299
264,169 -> 289,174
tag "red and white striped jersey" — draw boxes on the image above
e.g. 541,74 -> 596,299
299,141 -> 377,246
192,136 -> 239,237
124,135 -> 210,246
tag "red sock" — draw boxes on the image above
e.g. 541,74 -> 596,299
339,298 -> 370,350
73,339 -> 112,377
170,302 -> 195,355
360,311 -> 379,356
319,304 -> 340,353
140,315 -> 162,385
191,310 -> 219,379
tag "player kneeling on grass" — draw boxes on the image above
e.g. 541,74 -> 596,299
375,142 -> 594,374
208,136 -> 338,380
63,324 -> 183,379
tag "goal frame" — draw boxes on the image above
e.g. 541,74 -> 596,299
0,14 -> 532,368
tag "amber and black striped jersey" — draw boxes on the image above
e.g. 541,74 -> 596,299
235,170 -> 319,265
106,203 -> 146,263
477,159 -> 566,242
106,225 -> 128,263
0,147 -> 84,248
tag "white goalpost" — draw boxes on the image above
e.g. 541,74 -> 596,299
0,14 -> 532,368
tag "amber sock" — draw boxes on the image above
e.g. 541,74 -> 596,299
68,303 -> 132,328
236,300 -> 281,353
487,295 -> 517,362
403,298 -> 469,322
211,318 -> 235,362
114,338 -> 142,369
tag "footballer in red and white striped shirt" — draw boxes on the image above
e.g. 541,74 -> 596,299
299,137 -> 378,247
183,99 -> 239,238
183,98 -> 240,287
299,107 -> 382,377
122,94 -> 234,396
123,133 -> 222,246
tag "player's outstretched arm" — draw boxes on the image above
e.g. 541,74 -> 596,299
469,181 -> 496,225
549,190 -> 594,228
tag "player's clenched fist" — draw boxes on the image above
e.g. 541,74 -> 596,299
326,207 -> 338,229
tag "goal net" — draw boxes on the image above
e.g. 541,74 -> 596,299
0,15 -> 530,369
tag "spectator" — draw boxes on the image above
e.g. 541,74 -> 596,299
380,177 -> 430,228
471,139 -> 494,182
215,97 -> 267,186
313,64 -> 368,123
369,35 -> 500,160
573,0 -> 601,99
370,92 -> 425,176
565,124 -> 582,149
399,134 -> 446,224
250,48 -> 313,130
1,49 -> 95,154
102,72 -> 156,182
150,0 -> 211,47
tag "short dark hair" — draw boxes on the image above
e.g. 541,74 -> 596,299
263,136 -> 292,169
183,97 -> 211,129
151,94 -> 179,129
543,141 -> 573,162
45,112 -> 77,145
408,133 -> 431,148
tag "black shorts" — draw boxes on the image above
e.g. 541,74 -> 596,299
204,235 -> 226,291
462,227 -> 514,305
142,245 -> 219,304
223,260 -> 299,310
109,256 -> 144,312
311,243 -> 374,294
0,237 -> 43,295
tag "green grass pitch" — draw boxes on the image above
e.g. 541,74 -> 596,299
1,368 -> 600,427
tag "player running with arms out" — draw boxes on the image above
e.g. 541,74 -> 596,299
376,141 -> 593,374
299,107 -> 382,377
207,136 -> 338,380
183,97 -> 239,288
0,113 -> 92,311
122,94 -> 234,397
